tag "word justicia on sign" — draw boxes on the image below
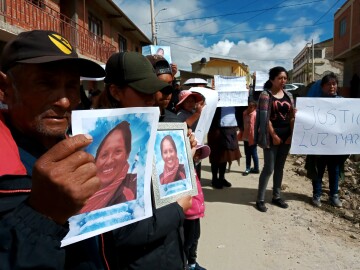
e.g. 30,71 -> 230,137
291,98 -> 360,155
302,106 -> 360,130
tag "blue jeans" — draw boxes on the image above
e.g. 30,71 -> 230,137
312,155 -> 340,197
244,141 -> 259,170
257,143 -> 290,202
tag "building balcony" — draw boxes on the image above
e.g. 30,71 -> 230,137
0,0 -> 116,63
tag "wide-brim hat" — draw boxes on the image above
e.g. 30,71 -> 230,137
0,30 -> 105,78
104,52 -> 172,94
175,90 -> 204,109
195,144 -> 211,160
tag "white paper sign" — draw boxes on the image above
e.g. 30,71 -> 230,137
290,98 -> 360,155
254,70 -> 267,91
62,107 -> 159,247
214,75 -> 248,107
189,87 -> 219,144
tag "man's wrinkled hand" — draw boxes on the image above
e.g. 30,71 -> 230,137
29,134 -> 101,224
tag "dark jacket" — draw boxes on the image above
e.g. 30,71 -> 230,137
106,203 -> 185,270
160,109 -> 182,123
0,133 -> 113,270
1,112 -> 186,270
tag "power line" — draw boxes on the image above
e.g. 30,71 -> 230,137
162,0 -> 231,21
189,0 -> 261,33
156,0 -> 323,24
153,0 -> 344,64
314,0 -> 342,24
215,0 -> 288,35
158,20 -> 332,40
140,0 -> 232,26
159,40 -> 294,62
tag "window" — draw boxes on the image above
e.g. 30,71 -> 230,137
28,0 -> 45,8
314,49 -> 322,59
118,35 -> 127,52
88,13 -> 103,38
339,18 -> 346,37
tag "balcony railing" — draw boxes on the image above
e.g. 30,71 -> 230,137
0,0 -> 116,63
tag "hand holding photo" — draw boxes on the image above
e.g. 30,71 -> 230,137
61,107 -> 159,247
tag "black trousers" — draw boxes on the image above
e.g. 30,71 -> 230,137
194,162 -> 202,179
183,218 -> 201,265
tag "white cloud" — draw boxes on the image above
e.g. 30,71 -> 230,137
181,19 -> 218,35
259,24 -> 277,33
114,0 -> 339,77
209,40 -> 234,55
281,17 -> 313,35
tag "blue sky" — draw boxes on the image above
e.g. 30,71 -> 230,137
115,0 -> 346,73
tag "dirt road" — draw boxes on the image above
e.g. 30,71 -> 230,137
197,146 -> 360,270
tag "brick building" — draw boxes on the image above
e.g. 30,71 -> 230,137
333,0 -> 360,97
0,0 -> 151,64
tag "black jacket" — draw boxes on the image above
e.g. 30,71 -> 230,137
1,116 -> 186,270
0,132 -> 114,270
104,203 -> 185,270
159,109 -> 182,123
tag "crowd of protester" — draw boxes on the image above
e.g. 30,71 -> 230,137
0,30 -> 347,270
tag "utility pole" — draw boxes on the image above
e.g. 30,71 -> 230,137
150,0 -> 156,45
312,39 -> 315,82
307,46 -> 310,84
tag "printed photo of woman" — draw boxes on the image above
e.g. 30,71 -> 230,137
159,135 -> 186,185
80,121 -> 137,213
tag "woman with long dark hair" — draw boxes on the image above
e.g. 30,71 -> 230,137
159,135 -> 186,185
80,121 -> 136,213
255,66 -> 295,212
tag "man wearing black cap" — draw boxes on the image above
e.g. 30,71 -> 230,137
0,30 -> 114,269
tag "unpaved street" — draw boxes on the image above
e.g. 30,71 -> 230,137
198,144 -> 360,270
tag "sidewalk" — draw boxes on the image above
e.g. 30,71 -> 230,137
197,143 -> 360,270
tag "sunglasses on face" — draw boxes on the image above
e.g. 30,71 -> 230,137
160,85 -> 174,95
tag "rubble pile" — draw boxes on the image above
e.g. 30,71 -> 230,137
290,155 -> 360,224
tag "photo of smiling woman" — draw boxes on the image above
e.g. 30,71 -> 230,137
80,121 -> 137,213
159,135 -> 186,185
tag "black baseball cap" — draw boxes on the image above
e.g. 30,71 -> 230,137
104,51 -> 172,94
146,54 -> 172,76
0,30 -> 105,78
